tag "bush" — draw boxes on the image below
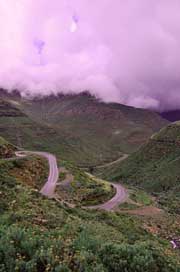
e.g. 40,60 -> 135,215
0,226 -> 69,272
99,242 -> 179,272
0,171 -> 17,213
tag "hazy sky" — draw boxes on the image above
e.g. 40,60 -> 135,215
0,0 -> 180,110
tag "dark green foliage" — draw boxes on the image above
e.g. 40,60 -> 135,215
158,185 -> 180,214
0,226 -> 69,272
0,163 -> 17,213
99,242 -> 178,272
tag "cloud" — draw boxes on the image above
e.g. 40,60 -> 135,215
0,0 -> 180,110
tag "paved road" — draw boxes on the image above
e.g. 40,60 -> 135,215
15,151 -> 127,210
88,183 -> 128,211
15,151 -> 59,198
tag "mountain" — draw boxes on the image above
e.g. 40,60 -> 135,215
103,122 -> 180,213
0,95 -> 74,159
161,110 -> 180,122
0,90 -> 168,166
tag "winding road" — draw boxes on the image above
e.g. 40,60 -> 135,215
15,151 -> 127,209
15,151 -> 59,198
95,154 -> 129,169
80,154 -> 129,171
88,183 -> 127,211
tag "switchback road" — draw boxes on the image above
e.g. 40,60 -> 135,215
15,151 -> 59,198
15,151 -> 127,209
88,183 -> 127,211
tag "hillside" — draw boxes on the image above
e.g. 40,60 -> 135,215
0,137 -> 180,271
0,136 -> 16,158
0,97 -> 74,159
0,90 -> 168,166
102,122 -> 180,214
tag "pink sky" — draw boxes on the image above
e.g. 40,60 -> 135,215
0,0 -> 180,110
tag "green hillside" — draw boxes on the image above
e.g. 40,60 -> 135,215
0,98 -> 75,159
103,122 -> 180,214
0,137 -> 179,271
0,90 -> 168,166
0,136 -> 16,158
20,93 -> 168,167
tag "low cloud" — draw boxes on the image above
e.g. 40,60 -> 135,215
0,0 -> 180,110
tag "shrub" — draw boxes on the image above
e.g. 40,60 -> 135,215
99,242 -> 179,272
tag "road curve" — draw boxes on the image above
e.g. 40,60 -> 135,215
15,151 -> 59,198
80,154 -> 129,171
15,151 -> 127,210
95,154 -> 129,169
88,183 -> 127,211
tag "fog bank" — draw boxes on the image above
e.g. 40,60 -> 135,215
0,0 -> 180,110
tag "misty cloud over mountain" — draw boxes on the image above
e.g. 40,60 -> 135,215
0,0 -> 180,110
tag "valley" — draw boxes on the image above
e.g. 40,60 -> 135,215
0,90 -> 168,166
1,1 -> 180,270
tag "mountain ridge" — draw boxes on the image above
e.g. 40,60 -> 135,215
0,89 -> 169,166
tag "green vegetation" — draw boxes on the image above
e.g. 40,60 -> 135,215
59,171 -> 66,181
0,91 -> 168,166
119,202 -> 140,210
9,156 -> 49,189
0,92 -> 179,271
118,187 -> 153,211
130,188 -> 153,206
56,163 -> 115,206
0,136 -> 16,159
0,137 -> 180,271
0,164 -> 179,271
101,122 -> 180,214
0,137 -> 9,146
158,187 -> 180,214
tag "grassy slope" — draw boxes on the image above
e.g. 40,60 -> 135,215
0,136 -> 16,158
0,140 -> 114,207
9,156 -> 49,190
0,99 -> 74,159
0,91 -> 168,167
21,93 -> 168,166
56,165 -> 115,206
102,122 -> 180,214
0,155 -> 180,271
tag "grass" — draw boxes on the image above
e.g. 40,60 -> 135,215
99,122 -> 180,214
157,186 -> 180,214
130,188 -> 153,206
8,156 -> 49,189
0,137 -> 180,270
0,136 -> 16,159
0,92 -> 168,166
0,160 -> 180,271
116,123 -> 180,190
118,187 -> 153,211
56,163 -> 115,206
119,202 -> 140,210
0,136 -> 9,146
